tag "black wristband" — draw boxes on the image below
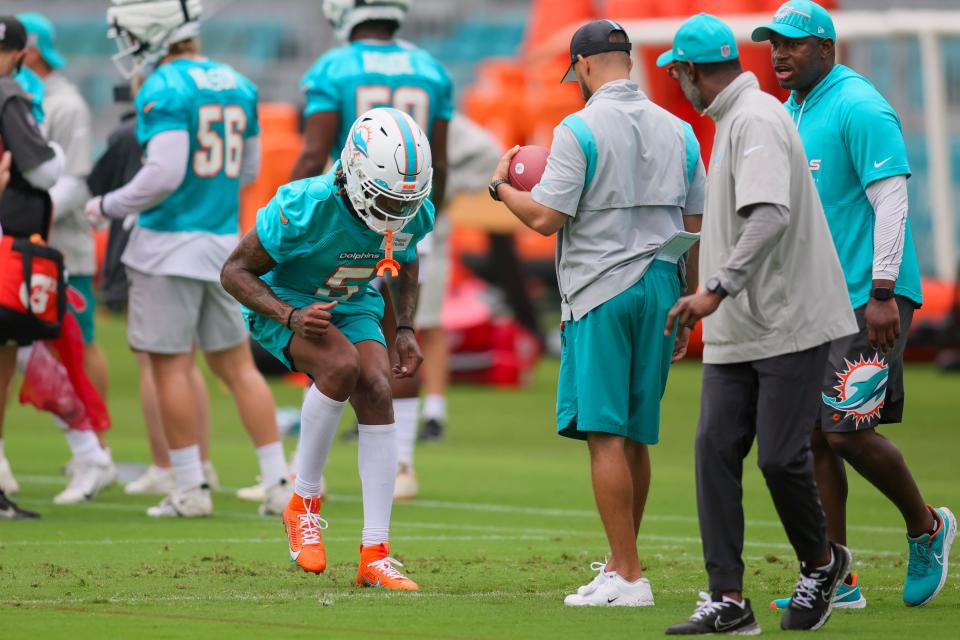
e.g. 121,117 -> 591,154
396,324 -> 415,333
285,308 -> 296,329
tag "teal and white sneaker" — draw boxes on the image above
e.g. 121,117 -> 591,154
904,506 -> 956,607
770,573 -> 867,610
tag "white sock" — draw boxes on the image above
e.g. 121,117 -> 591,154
423,394 -> 446,422
722,595 -> 746,608
358,423 -> 397,546
393,398 -> 419,470
294,386 -> 345,498
256,441 -> 288,487
65,429 -> 110,465
169,445 -> 204,491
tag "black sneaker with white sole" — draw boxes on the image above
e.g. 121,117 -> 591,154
781,541 -> 852,631
0,490 -> 40,519
666,592 -> 761,636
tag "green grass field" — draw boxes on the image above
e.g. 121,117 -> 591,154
1,313 -> 958,638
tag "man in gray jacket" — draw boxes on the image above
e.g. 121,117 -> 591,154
659,14 -> 858,634
491,19 -> 706,608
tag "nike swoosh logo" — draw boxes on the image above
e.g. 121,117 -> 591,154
715,615 -> 748,631
874,156 -> 893,168
290,548 -> 302,561
934,551 -> 945,566
607,598 -> 619,604
743,145 -> 765,157
278,207 -> 289,225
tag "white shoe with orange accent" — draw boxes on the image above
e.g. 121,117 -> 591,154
356,543 -> 419,591
282,493 -> 327,573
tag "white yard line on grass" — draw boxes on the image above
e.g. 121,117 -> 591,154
15,473 -> 906,535
8,497 -> 904,557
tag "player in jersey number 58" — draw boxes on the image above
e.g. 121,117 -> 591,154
221,107 -> 434,591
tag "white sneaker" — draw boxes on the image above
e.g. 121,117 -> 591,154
236,480 -> 265,503
238,473 -> 324,503
147,485 -> 213,517
394,465 -> 418,501
259,478 -> 293,516
564,570 -> 655,607
564,561 -> 610,603
203,460 -> 220,492
53,460 -> 116,504
0,456 -> 19,495
125,465 -> 175,495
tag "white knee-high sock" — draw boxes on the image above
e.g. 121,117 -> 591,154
256,441 -> 288,487
169,445 -> 204,491
294,386 -> 345,498
358,423 -> 397,546
393,398 -> 419,470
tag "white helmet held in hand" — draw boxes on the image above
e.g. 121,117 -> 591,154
340,107 -> 433,235
322,0 -> 411,41
106,0 -> 203,79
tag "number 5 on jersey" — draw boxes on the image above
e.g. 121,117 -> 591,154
194,104 -> 247,178
316,266 -> 377,300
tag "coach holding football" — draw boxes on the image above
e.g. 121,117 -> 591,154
658,14 -> 858,634
491,19 -> 706,607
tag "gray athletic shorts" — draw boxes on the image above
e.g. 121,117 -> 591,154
819,295 -> 916,432
127,268 -> 248,354
414,215 -> 450,329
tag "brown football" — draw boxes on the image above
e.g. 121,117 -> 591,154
508,145 -> 550,192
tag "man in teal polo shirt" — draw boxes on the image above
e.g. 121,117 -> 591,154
753,0 -> 955,611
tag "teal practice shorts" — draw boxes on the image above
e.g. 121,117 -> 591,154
556,260 -> 681,445
67,275 -> 96,345
243,296 -> 386,372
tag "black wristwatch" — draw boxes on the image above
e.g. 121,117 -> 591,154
870,287 -> 894,301
489,178 -> 510,202
705,276 -> 728,299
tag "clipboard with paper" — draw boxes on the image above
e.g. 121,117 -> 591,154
654,230 -> 700,263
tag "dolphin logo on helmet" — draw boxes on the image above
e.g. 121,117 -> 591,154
340,107 -> 433,235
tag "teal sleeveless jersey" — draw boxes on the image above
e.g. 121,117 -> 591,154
135,58 -> 260,235
785,65 -> 922,308
301,40 -> 453,156
253,165 -> 435,316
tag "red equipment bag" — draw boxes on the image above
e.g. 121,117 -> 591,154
0,234 -> 66,343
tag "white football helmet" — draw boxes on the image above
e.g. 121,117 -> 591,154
322,0 -> 411,41
106,0 -> 202,79
340,108 -> 433,235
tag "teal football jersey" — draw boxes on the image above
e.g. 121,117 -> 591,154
785,64 -> 922,308
15,67 -> 44,124
301,40 -> 453,157
254,165 -> 435,315
135,58 -> 260,235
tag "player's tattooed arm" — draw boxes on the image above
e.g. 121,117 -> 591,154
220,229 -> 289,324
393,258 -> 423,378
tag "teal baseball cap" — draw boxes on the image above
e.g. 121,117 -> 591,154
656,13 -> 739,68
751,0 -> 836,43
17,12 -> 66,70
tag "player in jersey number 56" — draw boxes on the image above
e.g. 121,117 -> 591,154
221,107 -> 434,591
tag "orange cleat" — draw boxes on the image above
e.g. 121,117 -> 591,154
356,543 -> 419,591
282,493 -> 327,573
